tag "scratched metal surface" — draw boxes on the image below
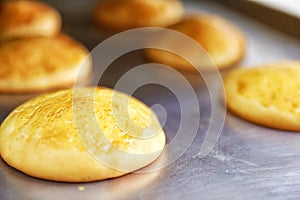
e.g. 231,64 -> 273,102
1,0 -> 300,199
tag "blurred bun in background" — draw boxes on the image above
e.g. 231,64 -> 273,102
144,14 -> 246,71
0,0 -> 61,41
92,0 -> 184,32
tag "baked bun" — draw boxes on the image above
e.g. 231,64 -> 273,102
93,0 -> 184,32
0,0 -> 61,41
144,14 -> 246,71
0,87 -> 166,182
224,61 -> 300,131
0,34 -> 91,93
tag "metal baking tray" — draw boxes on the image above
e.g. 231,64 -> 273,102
1,0 -> 300,199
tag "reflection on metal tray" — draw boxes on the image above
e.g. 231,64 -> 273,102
1,0 -> 300,199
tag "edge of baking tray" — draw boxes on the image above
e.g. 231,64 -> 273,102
213,0 -> 300,40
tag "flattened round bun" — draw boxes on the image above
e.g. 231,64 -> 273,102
93,0 -> 184,31
224,61 -> 300,131
0,87 -> 166,182
0,34 -> 91,93
144,14 -> 246,71
0,0 -> 61,41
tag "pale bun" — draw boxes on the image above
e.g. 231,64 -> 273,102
224,61 -> 300,131
0,87 -> 165,182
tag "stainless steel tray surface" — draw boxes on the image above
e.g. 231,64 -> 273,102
1,0 -> 300,199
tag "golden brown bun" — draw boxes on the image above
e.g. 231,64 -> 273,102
0,34 -> 91,93
93,0 -> 184,32
0,87 -> 166,182
0,0 -> 61,41
224,61 -> 300,131
144,14 -> 246,71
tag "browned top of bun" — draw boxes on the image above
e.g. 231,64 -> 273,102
0,34 -> 91,93
93,0 -> 184,31
0,0 -> 61,40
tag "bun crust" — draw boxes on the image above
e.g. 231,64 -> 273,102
0,87 -> 166,182
0,0 -> 61,41
93,0 -> 184,31
144,14 -> 246,71
0,34 -> 91,93
224,61 -> 300,131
